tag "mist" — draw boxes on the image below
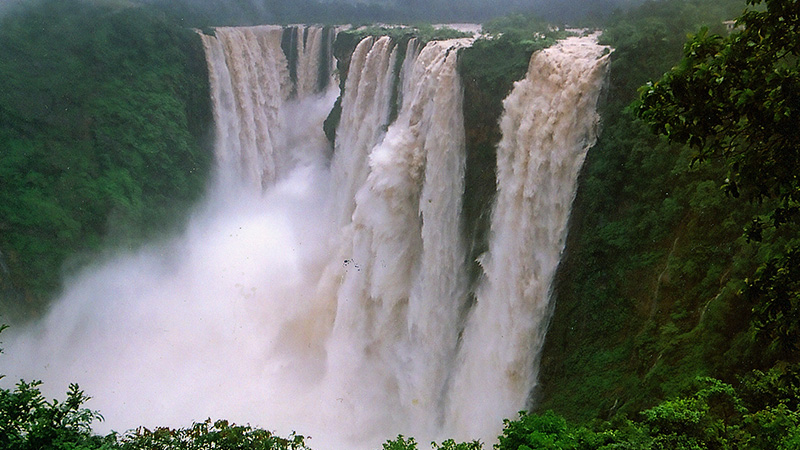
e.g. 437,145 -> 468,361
0,0 -> 28,16
1,0 -> 643,26
137,0 -> 643,25
3,85 -> 344,442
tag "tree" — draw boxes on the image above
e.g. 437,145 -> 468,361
115,419 -> 311,450
638,0 -> 800,221
0,381 -> 105,450
380,435 -> 483,450
0,0 -> 212,306
637,0 -> 800,353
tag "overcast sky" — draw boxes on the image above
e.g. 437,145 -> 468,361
138,0 -> 642,23
1,0 -> 644,25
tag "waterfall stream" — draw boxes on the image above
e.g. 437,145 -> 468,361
446,35 -> 611,441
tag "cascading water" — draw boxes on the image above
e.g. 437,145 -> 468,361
201,26 -> 291,188
320,37 -> 470,440
2,26 -> 609,450
446,34 -> 611,441
329,35 -> 398,227
201,25 -> 335,189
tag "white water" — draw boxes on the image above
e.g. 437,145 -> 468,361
319,38 -> 470,441
3,27 -> 609,450
329,35 -> 398,227
446,34 -> 611,441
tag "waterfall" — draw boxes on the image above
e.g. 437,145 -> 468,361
201,26 -> 290,189
2,26 -> 610,450
446,34 -> 611,442
200,25 -> 337,189
320,37 -> 471,440
329,36 -> 398,227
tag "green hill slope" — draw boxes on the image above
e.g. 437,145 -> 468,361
537,0 -> 797,422
0,0 -> 212,315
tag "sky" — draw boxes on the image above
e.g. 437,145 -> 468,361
0,0 -> 643,24
0,0 -> 25,15
134,0 -> 641,24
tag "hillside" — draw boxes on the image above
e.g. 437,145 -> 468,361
538,0 -> 799,425
0,0 -> 213,316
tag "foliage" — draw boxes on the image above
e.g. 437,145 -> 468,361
598,0 -> 743,112
0,381 -> 311,450
497,410 -> 593,450
0,380 -> 107,450
746,245 -> 800,352
0,0 -> 212,310
536,0 -> 784,423
115,419 -> 311,450
431,439 -> 482,450
380,435 -> 482,450
382,435 -> 419,450
0,370 -> 799,450
496,371 -> 800,449
481,13 -> 569,42
638,0 -> 800,360
638,0 -> 800,223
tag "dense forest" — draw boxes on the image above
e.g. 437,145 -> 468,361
2,0 -> 800,448
0,0 -> 213,317
538,0 -> 800,428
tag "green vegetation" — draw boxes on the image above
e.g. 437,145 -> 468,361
0,381 -> 109,450
480,13 -> 568,41
496,368 -> 800,449
638,0 -> 800,354
3,367 -> 799,449
0,381 -> 311,450
377,367 -> 800,449
380,435 -> 482,450
0,0 -> 212,314
538,0 -> 800,429
114,420 -> 311,450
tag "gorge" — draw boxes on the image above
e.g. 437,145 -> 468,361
2,23 -> 610,449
